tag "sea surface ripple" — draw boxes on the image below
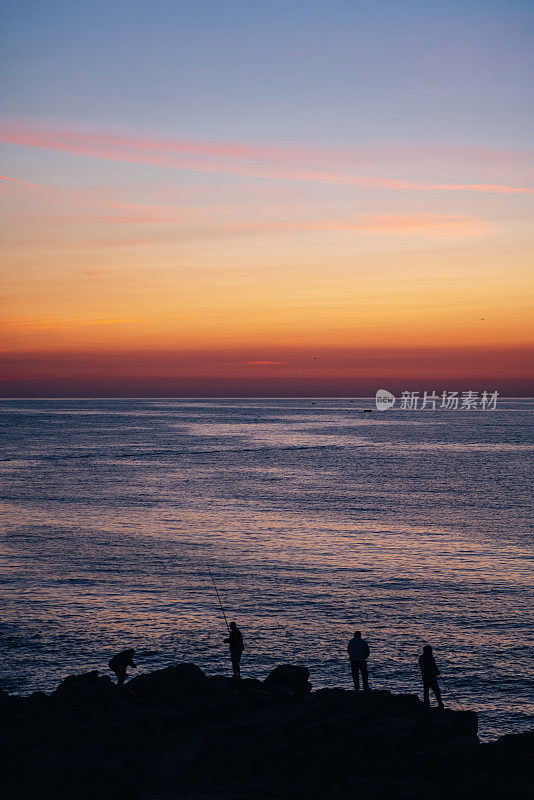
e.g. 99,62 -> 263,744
0,398 -> 532,740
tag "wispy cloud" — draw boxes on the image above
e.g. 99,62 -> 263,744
1,174 -> 37,187
1,179 -> 487,238
232,214 -> 487,236
1,117 -> 531,195
431,183 -> 528,194
0,316 -> 147,331
6,203 -> 487,238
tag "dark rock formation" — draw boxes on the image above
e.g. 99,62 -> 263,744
1,663 -> 531,799
127,662 -> 207,702
54,669 -> 116,698
264,663 -> 312,693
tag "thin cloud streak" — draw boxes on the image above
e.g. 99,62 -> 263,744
0,316 -> 148,332
8,206 -> 487,238
233,214 -> 487,236
1,118 -> 531,195
2,183 -> 487,237
1,174 -> 37,187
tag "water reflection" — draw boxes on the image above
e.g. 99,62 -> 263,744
0,398 -> 532,741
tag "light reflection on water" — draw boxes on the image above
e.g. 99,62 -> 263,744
0,397 -> 532,741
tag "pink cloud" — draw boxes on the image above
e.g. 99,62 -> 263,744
1,174 -> 37,187
1,117 -> 531,195
230,214 -> 488,237
55,207 -> 494,237
3,185 -> 485,237
432,183 -> 529,194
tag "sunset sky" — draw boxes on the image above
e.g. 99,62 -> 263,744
1,0 -> 533,395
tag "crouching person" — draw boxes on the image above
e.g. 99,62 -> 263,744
109,648 -> 137,687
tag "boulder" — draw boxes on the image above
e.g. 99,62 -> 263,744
127,662 -> 207,703
489,730 -> 534,754
54,670 -> 115,700
264,664 -> 312,693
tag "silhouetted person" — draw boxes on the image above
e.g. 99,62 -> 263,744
224,622 -> 244,678
108,648 -> 136,687
419,645 -> 444,710
347,630 -> 370,690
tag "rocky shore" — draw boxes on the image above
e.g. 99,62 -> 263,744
1,664 -> 532,799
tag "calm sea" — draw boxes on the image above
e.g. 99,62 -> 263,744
0,398 -> 532,740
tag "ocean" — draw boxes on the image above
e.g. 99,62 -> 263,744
0,397 -> 532,740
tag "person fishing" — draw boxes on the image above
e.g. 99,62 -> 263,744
347,630 -> 370,690
419,644 -> 445,710
224,621 -> 245,679
108,648 -> 137,687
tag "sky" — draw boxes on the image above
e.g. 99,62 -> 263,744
1,0 -> 533,396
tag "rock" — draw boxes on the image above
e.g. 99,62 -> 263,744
1,663 -> 532,799
489,730 -> 534,754
11,757 -> 140,800
127,662 -> 207,703
264,664 -> 312,693
54,670 -> 115,699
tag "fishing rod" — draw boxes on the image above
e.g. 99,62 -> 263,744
439,675 -> 465,710
208,567 -> 230,632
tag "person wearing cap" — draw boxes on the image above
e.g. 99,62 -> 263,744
419,645 -> 444,710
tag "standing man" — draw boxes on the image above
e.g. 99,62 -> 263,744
225,621 -> 244,679
419,645 -> 445,710
108,648 -> 137,687
347,630 -> 370,691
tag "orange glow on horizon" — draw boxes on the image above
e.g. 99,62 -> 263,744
1,118 -> 533,394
